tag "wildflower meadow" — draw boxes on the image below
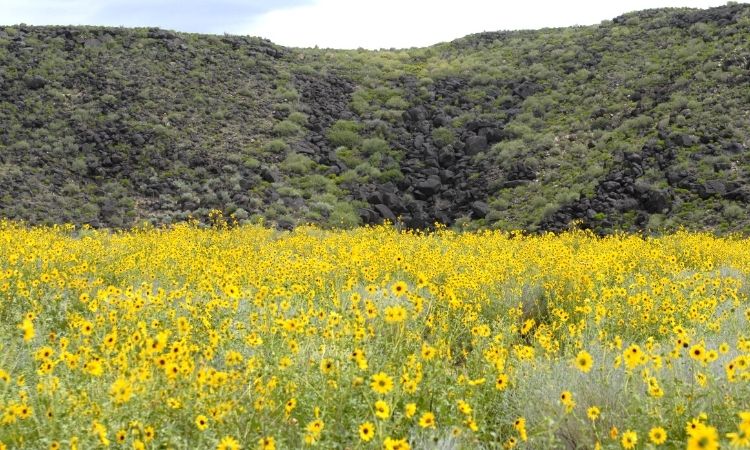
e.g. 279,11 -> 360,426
0,219 -> 749,449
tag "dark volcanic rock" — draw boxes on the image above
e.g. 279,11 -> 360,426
415,176 -> 442,198
471,201 -> 489,218
642,188 -> 671,213
699,180 -> 727,198
511,80 -> 543,99
465,135 -> 488,155
404,106 -> 428,122
24,76 -> 46,90
373,204 -> 397,222
260,166 -> 281,183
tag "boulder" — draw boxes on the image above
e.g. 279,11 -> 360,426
671,133 -> 696,147
507,161 -> 537,181
373,204 -> 397,222
24,76 -> 46,90
464,135 -> 488,155
471,201 -> 489,218
403,106 -> 428,122
511,80 -> 543,99
724,142 -> 745,153
601,181 -> 621,192
642,189 -> 671,213
260,166 -> 281,183
367,191 -> 384,204
382,192 -> 406,214
724,185 -> 750,202
432,114 -> 450,127
699,180 -> 726,198
358,208 -> 378,224
415,176 -> 442,198
413,134 -> 424,149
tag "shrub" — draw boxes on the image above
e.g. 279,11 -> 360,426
334,147 -> 362,168
287,111 -> 308,126
273,119 -> 303,137
361,137 -> 390,156
327,120 -> 362,148
431,127 -> 455,148
280,152 -> 315,174
327,201 -> 361,228
384,95 -> 409,109
264,139 -> 289,153
723,202 -> 744,221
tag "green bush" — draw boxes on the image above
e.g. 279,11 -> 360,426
287,111 -> 308,126
431,127 -> 455,148
280,153 -> 315,174
273,120 -> 303,137
264,139 -> 289,153
334,147 -> 362,168
327,120 -> 362,148
327,201 -> 361,228
384,95 -> 409,109
361,137 -> 390,156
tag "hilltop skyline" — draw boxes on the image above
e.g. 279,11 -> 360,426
1,0 -> 737,49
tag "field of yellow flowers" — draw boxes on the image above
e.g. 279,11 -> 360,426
1,218 -> 749,449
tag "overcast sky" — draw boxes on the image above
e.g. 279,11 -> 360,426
1,0 -> 738,49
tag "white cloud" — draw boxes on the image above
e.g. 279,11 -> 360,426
242,0 -> 733,49
2,0 -> 102,26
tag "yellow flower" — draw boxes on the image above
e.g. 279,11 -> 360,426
195,415 -> 209,431
686,424 -> 718,450
370,372 -> 394,395
405,403 -> 417,418
19,318 -> 35,342
420,343 -> 436,360
319,358 -> 335,375
306,419 -> 324,436
83,359 -> 103,377
391,281 -> 408,297
514,417 -> 527,441
109,378 -> 133,404
80,320 -> 94,336
384,305 -> 407,323
418,412 -> 436,429
495,373 -> 509,391
383,437 -> 410,450
375,400 -> 390,419
15,404 -> 32,419
573,350 -> 593,373
258,436 -> 275,450
284,398 -> 297,416
216,436 -> 240,450
621,430 -> 637,449
358,422 -> 375,442
587,406 -> 601,421
457,400 -> 472,416
649,427 -> 667,445
560,391 -> 574,406
689,344 -> 707,363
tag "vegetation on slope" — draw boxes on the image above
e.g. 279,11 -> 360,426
0,4 -> 749,232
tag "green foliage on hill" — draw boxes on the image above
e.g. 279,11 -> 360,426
1,4 -> 749,232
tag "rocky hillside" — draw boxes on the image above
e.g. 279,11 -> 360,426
1,4 -> 749,232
